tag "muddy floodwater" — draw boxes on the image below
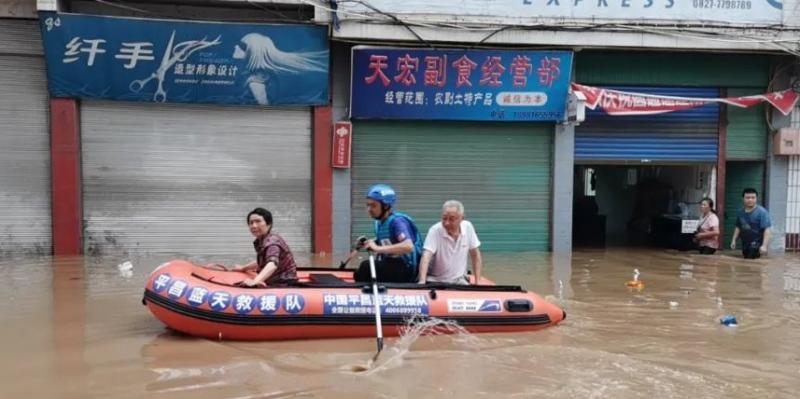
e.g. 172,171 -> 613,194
1,249 -> 799,398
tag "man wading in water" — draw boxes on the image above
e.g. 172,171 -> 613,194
730,188 -> 772,259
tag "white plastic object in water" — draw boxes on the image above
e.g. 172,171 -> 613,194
117,261 -> 133,271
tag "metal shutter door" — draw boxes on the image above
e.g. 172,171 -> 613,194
0,19 -> 50,255
81,101 -> 311,255
351,121 -> 552,251
726,87 -> 767,160
576,87 -> 720,163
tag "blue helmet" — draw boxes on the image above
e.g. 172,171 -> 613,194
366,184 -> 396,206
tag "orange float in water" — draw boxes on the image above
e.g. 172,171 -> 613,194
142,260 -> 566,341
625,268 -> 644,289
625,280 -> 645,289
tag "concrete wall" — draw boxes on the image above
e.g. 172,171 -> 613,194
552,124 -> 574,253
64,0 -> 314,21
1,0 -> 36,18
330,42 -> 352,255
766,70 -> 795,253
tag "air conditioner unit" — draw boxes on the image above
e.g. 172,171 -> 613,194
774,128 -> 800,155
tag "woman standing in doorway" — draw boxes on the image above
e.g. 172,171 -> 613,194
694,198 -> 720,255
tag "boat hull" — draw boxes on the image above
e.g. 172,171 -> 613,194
143,260 -> 565,341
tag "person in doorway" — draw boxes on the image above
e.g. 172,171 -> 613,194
353,184 -> 423,283
232,207 -> 298,286
417,200 -> 483,285
693,197 -> 720,255
730,188 -> 772,259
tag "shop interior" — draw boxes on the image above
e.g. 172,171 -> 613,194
573,164 -> 716,249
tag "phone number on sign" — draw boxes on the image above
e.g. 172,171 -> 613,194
492,110 -> 563,120
692,0 -> 751,9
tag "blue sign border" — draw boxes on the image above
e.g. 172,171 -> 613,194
350,47 -> 572,122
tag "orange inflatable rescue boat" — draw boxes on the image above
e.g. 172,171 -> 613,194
143,260 -> 565,341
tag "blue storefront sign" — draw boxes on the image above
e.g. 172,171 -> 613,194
350,47 -> 573,121
38,12 -> 329,106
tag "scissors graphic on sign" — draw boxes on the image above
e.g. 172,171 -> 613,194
129,31 -> 221,102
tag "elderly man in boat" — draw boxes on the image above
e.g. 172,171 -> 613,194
417,200 -> 483,285
353,184 -> 423,283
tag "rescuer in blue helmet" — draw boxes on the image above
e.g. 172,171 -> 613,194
353,184 -> 422,283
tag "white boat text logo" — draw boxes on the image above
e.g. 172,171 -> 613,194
447,299 -> 502,313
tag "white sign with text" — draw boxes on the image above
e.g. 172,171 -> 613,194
339,0 -> 783,26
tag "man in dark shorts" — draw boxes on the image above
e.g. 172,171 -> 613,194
730,188 -> 772,259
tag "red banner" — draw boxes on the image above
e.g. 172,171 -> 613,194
332,121 -> 352,169
571,83 -> 799,116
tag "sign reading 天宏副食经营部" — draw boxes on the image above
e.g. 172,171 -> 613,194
38,12 -> 329,106
350,47 -> 573,122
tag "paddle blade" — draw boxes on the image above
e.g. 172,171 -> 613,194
372,337 -> 384,362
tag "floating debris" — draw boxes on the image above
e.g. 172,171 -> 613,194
626,268 -> 645,289
720,315 -> 738,326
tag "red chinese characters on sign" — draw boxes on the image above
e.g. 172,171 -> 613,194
423,55 -> 447,87
537,57 -> 561,87
510,55 -> 532,88
479,56 -> 505,87
332,122 -> 352,168
363,52 -> 564,91
364,55 -> 390,86
451,55 -> 478,88
394,54 -> 419,86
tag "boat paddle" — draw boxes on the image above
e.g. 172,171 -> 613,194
367,251 -> 384,362
339,236 -> 367,269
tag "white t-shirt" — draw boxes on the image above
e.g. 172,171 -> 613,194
423,220 -> 481,282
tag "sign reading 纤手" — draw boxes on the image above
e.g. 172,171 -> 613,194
38,11 -> 329,106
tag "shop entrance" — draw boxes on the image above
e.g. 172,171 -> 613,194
573,164 -> 716,248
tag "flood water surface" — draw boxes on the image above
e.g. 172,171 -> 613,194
2,249 -> 799,398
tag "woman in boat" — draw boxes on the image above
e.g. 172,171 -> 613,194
233,207 -> 298,286
693,197 -> 720,255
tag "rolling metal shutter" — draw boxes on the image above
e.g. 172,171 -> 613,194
81,101 -> 311,255
726,87 -> 767,160
351,121 -> 552,251
0,19 -> 50,255
576,87 -> 720,163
